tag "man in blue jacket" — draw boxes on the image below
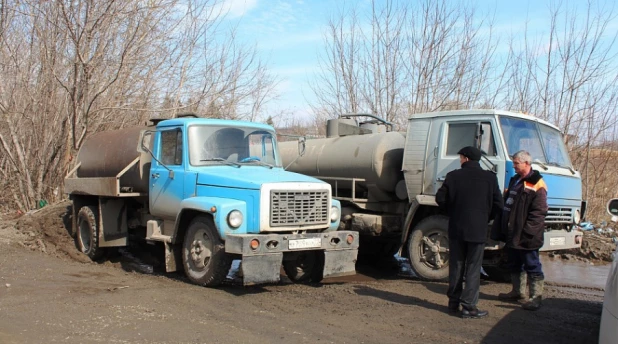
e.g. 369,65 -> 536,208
436,146 -> 503,318
492,150 -> 548,311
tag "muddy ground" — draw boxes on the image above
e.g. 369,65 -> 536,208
0,202 -> 612,343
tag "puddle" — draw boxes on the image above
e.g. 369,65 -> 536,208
220,254 -> 612,290
541,255 -> 610,290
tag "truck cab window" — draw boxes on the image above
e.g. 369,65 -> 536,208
188,125 -> 282,167
160,129 -> 182,165
446,123 -> 477,155
445,122 -> 496,156
499,117 -> 546,162
248,131 -> 277,165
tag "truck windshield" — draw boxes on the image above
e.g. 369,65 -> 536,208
499,116 -> 572,168
188,125 -> 281,167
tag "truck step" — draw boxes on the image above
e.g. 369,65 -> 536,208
147,234 -> 172,243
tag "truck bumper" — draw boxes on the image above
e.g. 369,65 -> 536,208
539,229 -> 583,251
225,231 -> 359,285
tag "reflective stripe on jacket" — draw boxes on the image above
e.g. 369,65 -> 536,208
491,170 -> 548,250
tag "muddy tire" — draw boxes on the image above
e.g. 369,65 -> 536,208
408,215 -> 449,281
283,251 -> 325,283
76,205 -> 104,260
182,216 -> 232,287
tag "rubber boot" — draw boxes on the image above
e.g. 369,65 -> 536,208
498,272 -> 527,302
522,278 -> 544,311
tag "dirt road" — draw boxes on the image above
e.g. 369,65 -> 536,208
0,241 -> 602,344
0,204 -> 605,344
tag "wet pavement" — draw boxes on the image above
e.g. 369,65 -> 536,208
121,248 -> 613,291
541,255 -> 610,290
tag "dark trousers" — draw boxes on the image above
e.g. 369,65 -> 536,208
447,240 -> 485,308
505,247 -> 544,280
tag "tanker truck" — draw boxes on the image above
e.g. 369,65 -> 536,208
279,109 -> 584,281
64,114 -> 359,287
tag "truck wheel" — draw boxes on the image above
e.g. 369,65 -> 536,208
283,251 -> 325,283
408,215 -> 449,281
182,216 -> 232,287
76,205 -> 104,260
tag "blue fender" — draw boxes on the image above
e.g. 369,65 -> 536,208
175,197 -> 247,241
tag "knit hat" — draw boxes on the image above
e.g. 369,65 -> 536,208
457,146 -> 482,161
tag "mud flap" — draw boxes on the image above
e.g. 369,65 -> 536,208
323,249 -> 358,278
164,242 -> 182,273
241,252 -> 283,286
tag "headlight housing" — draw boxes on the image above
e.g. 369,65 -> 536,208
573,209 -> 581,224
227,210 -> 243,228
330,206 -> 340,223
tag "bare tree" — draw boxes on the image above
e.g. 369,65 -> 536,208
310,5 -> 363,120
0,0 -> 278,212
310,0 -> 499,129
310,0 -> 618,221
497,1 -> 618,219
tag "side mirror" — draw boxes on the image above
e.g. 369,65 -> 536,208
138,129 -> 175,179
138,130 -> 154,154
607,198 -> 618,216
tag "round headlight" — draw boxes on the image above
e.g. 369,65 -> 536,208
330,206 -> 340,223
227,210 -> 243,228
573,209 -> 581,224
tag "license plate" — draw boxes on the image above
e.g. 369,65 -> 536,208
288,237 -> 322,250
550,237 -> 566,246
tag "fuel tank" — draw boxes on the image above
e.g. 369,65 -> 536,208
280,131 -> 406,195
76,126 -> 150,192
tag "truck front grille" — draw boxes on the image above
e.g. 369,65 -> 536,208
546,207 -> 572,223
270,190 -> 329,227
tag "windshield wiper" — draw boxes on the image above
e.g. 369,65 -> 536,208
546,161 -> 576,175
239,157 -> 274,169
244,160 -> 274,169
199,158 -> 241,168
533,159 -> 548,171
534,160 -> 576,175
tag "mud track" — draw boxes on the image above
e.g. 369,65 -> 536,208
0,202 -> 606,344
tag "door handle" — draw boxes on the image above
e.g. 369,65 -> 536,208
437,176 -> 446,182
151,173 -> 160,179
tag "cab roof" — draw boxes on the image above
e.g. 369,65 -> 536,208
410,109 -> 561,131
155,117 -> 275,132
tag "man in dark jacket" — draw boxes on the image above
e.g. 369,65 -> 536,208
436,146 -> 503,319
491,150 -> 548,311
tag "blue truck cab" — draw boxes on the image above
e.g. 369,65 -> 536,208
65,117 -> 358,287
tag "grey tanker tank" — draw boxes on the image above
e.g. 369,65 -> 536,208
279,130 -> 407,203
76,126 -> 151,193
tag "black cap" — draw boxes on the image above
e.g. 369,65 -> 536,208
457,146 -> 482,161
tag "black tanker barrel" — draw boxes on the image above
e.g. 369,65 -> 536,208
279,131 -> 406,195
76,126 -> 150,193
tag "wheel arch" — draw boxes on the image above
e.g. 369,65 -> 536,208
70,195 -> 99,238
172,196 -> 247,244
173,209 -> 217,245
400,201 -> 441,258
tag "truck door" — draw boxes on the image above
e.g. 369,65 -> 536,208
150,127 -> 186,219
433,119 -> 506,194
